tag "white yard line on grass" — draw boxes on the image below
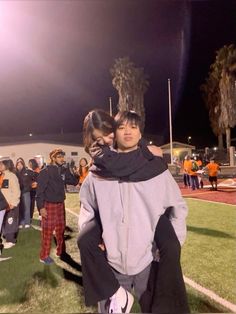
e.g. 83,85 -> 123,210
185,197 -> 235,206
184,276 -> 236,312
66,207 -> 79,218
66,207 -> 236,312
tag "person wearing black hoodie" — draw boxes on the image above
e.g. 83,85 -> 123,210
16,159 -> 34,228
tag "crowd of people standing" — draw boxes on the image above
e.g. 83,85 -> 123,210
183,155 -> 220,191
0,155 -> 87,256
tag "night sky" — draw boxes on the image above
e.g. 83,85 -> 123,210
0,0 -> 235,148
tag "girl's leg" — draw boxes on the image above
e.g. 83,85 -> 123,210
77,219 -> 120,306
151,214 -> 189,313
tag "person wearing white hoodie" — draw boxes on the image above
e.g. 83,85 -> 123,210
0,158 -> 20,248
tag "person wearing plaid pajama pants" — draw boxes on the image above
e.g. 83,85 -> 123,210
40,201 -> 65,260
36,148 -> 78,265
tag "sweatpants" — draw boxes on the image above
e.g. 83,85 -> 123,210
2,206 -> 19,243
77,214 -> 189,313
98,264 -> 151,313
40,201 -> 65,260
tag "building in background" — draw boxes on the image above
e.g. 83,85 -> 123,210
161,141 -> 195,163
0,133 -> 89,166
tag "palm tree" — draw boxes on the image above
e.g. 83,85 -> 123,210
201,64 -> 224,148
201,44 -> 236,148
110,57 -> 149,130
218,45 -> 236,148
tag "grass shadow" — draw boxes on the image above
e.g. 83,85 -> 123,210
187,225 -> 235,239
61,268 -> 83,286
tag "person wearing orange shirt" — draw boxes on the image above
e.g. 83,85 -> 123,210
78,158 -> 89,186
183,156 -> 191,188
196,158 -> 204,188
205,158 -> 220,191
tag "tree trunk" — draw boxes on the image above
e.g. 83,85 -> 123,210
218,134 -> 224,149
226,127 -> 231,148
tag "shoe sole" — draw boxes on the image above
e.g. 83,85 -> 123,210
121,291 -> 134,313
39,259 -> 54,265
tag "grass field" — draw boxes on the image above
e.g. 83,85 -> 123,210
182,198 -> 236,304
0,194 -> 235,313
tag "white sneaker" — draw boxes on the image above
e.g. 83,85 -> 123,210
108,287 -> 134,313
4,242 -> 16,249
0,256 -> 12,262
19,225 -> 23,229
25,224 -> 30,228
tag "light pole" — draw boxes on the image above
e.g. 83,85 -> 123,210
168,78 -> 173,165
187,136 -> 191,145
109,97 -> 113,116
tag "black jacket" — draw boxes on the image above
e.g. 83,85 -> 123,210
92,139 -> 168,181
36,164 -> 78,210
16,168 -> 34,193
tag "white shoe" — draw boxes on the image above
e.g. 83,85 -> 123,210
4,242 -> 16,249
108,287 -> 134,313
25,224 -> 30,228
0,256 -> 12,262
19,225 -> 23,229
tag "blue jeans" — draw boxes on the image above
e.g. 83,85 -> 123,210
190,175 -> 199,190
19,192 -> 31,225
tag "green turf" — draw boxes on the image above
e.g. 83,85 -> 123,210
0,195 -> 235,312
182,198 -> 236,304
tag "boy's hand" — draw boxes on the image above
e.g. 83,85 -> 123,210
40,207 -> 47,219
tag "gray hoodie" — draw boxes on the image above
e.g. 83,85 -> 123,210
79,169 -> 188,275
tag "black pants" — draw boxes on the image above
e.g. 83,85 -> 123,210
2,206 -> 19,244
77,214 -> 189,313
142,215 -> 189,313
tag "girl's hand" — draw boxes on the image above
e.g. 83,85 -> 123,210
147,145 -> 163,157
89,141 -> 103,158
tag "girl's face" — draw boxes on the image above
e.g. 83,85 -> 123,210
92,129 -> 114,146
16,162 -> 24,171
80,159 -> 87,167
0,162 -> 6,172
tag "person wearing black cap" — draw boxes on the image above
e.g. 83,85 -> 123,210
36,148 -> 78,265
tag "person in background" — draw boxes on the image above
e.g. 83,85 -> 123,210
16,158 -> 34,229
0,188 -> 8,256
78,158 -> 89,187
187,157 -> 199,190
28,159 -> 40,220
0,158 -> 21,249
36,148 -> 79,265
183,155 -> 191,188
204,158 -> 220,191
196,157 -> 204,188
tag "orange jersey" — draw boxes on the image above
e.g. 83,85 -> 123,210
206,162 -> 220,177
183,160 -> 192,173
0,173 -> 4,187
79,167 -> 89,184
197,160 -> 202,167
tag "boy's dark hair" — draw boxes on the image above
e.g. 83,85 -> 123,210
29,159 -> 39,170
114,110 -> 142,131
83,109 -> 115,153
